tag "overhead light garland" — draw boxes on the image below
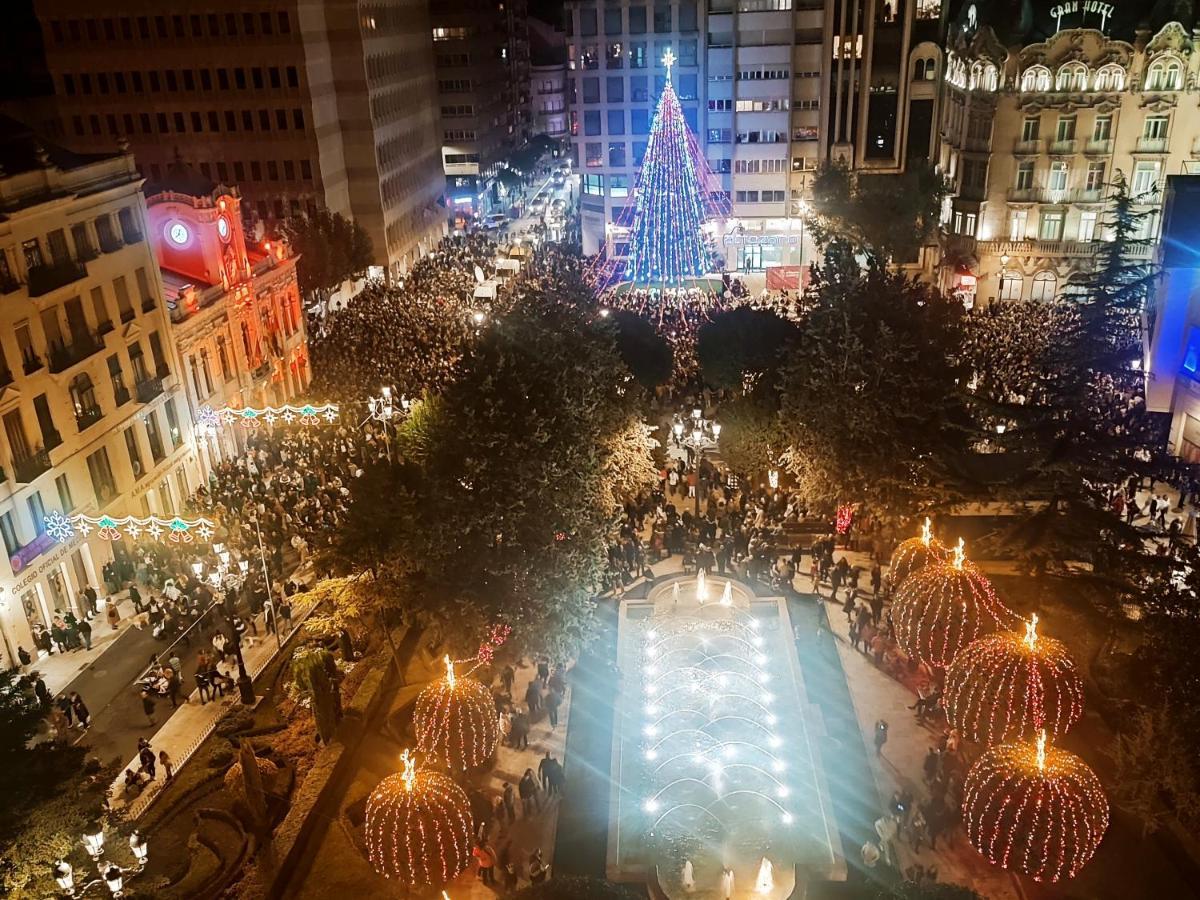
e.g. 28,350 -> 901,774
962,730 -> 1108,882
945,613 -> 1085,744
44,510 -> 215,544
364,749 -> 474,887
892,538 -> 1017,669
414,655 -> 500,772
196,402 -> 339,432
888,517 -> 948,587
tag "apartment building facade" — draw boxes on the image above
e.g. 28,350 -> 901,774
0,122 -> 195,666
144,169 -> 309,482
33,0 -> 446,277
939,15 -> 1198,305
433,0 -> 532,212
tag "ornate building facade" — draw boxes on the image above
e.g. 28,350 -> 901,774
938,18 -> 1199,304
145,168 -> 307,481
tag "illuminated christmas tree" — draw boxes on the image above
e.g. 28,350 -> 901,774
622,50 -> 719,286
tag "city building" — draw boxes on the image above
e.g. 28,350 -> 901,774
938,10 -> 1198,305
33,0 -> 446,276
564,0 -> 941,274
0,118 -> 195,666
433,0 -> 532,213
529,18 -> 570,141
144,164 -> 308,481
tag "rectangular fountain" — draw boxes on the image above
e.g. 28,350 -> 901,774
606,573 -> 844,898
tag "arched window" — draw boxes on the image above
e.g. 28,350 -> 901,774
1030,270 -> 1057,301
999,271 -> 1024,301
914,59 -> 927,80
1022,65 -> 1051,92
1056,62 -> 1088,92
983,64 -> 998,91
70,373 -> 98,416
1146,56 -> 1183,91
1095,64 -> 1126,91
969,61 -> 983,89
927,60 -> 939,81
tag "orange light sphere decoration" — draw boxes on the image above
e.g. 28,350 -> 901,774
415,655 -> 499,772
892,538 -> 1015,669
963,732 -> 1108,882
888,517 -> 948,587
945,614 -> 1084,744
364,749 -> 474,886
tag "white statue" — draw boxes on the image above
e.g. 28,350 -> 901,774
680,858 -> 695,893
720,865 -> 735,899
755,855 -> 774,894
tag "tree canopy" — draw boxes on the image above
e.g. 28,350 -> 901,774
697,306 -> 797,391
281,209 -> 374,302
608,309 -> 673,390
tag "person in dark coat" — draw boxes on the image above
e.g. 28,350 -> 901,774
70,692 -> 90,728
140,689 -> 156,725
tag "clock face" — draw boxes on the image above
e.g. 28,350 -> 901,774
217,216 -> 230,241
167,222 -> 190,246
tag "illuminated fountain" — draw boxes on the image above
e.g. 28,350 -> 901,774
608,575 -> 842,897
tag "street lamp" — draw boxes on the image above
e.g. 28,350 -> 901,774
129,832 -> 148,869
102,863 -> 123,897
82,827 -> 105,860
672,412 -> 721,517
53,860 -> 74,895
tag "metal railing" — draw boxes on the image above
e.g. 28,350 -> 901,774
135,376 -> 164,404
75,405 -> 104,431
14,448 -> 51,484
27,259 -> 88,298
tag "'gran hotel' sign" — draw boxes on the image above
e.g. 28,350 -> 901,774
1049,0 -> 1115,33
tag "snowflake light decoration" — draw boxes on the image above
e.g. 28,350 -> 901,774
51,514 -> 218,545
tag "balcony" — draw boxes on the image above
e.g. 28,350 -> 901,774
141,296 -> 157,313
114,385 -> 131,406
1136,136 -> 1169,154
22,354 -> 43,375
0,368 -> 11,389
47,333 -> 103,374
1008,187 -> 1038,202
97,319 -> 114,336
121,228 -> 144,245
0,277 -> 19,294
135,376 -> 164,403
1013,139 -> 1041,155
43,429 -> 63,452
977,238 -> 1155,260
1085,139 -> 1114,155
119,307 -> 135,324
98,231 -> 123,254
1048,139 -> 1077,155
13,449 -> 51,484
76,244 -> 98,263
1072,188 -> 1104,204
27,259 -> 88,298
75,405 -> 104,431
251,361 -> 271,381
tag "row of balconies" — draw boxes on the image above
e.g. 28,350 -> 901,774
1006,187 -> 1107,204
1012,137 -> 1174,156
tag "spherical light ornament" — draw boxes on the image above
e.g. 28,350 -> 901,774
364,750 -> 474,886
945,614 -> 1084,744
889,517 -> 948,586
892,539 -> 1015,669
415,655 -> 499,772
963,732 -> 1108,882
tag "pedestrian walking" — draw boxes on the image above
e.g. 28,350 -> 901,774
874,718 -> 888,756
545,688 -> 562,729
159,749 -> 174,781
518,769 -> 539,815
138,740 -> 156,779
500,664 -> 515,696
141,689 -> 156,725
502,782 -> 517,821
472,841 -> 496,886
195,668 -> 211,704
78,617 -> 92,651
509,710 -> 530,750
166,668 -> 182,708
524,679 -> 542,715
106,600 -> 121,631
537,659 -> 550,687
56,694 -> 73,726
33,673 -> 51,707
538,751 -> 554,791
70,691 -> 90,728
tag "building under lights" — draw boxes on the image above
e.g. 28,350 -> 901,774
564,0 -> 944,277
0,119 -> 195,666
143,163 -> 309,482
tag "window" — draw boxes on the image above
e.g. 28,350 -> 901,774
108,353 -> 127,403
1132,160 -> 1161,196
148,331 -> 167,377
1021,65 -> 1051,92
609,142 -> 626,166
27,492 -> 46,536
629,6 -> 647,33
1056,63 -> 1087,92
1146,57 -> 1182,91
56,473 -> 73,512
630,43 -> 646,68
1021,117 -> 1040,142
1009,209 -> 1028,241
608,110 -> 625,134
632,108 -> 650,133
611,175 -> 630,197
582,78 -> 600,103
579,8 -> 597,35
585,142 -> 603,167
0,513 -> 18,557
1016,161 -> 1035,190
164,398 -> 182,449
1030,270 -> 1057,301
999,272 -> 1023,300
604,7 -> 623,33
1039,210 -> 1065,240
145,411 -> 166,463
1085,162 -> 1105,191
584,111 -> 601,135
124,426 -> 144,478
86,447 -> 116,504
1092,115 -> 1112,141
583,173 -> 604,195
606,76 -> 624,103
1048,161 -> 1068,191
1079,210 -> 1098,242
1055,117 -> 1076,141
654,3 -> 672,32
1094,64 -> 1125,91
1143,116 -> 1169,141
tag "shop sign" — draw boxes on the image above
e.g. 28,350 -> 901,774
10,532 -> 57,575
723,234 -> 800,247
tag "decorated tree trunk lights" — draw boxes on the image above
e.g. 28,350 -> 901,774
414,655 -> 500,773
962,731 -> 1109,882
945,613 -> 1084,744
887,517 -> 948,587
892,538 -> 1016,669
364,749 -> 474,887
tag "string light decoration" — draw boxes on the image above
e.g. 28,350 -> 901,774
945,613 -> 1084,744
414,655 -> 500,772
474,624 -> 512,666
888,517 -> 948,587
208,402 -> 339,429
619,50 -> 719,286
45,510 -> 215,544
962,731 -> 1108,882
835,504 -> 854,535
892,539 -> 1016,669
364,749 -> 474,887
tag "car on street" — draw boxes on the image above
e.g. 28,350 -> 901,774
483,212 -> 509,230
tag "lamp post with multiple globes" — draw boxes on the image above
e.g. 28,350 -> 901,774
672,409 -> 721,518
54,828 -> 149,897
192,544 -> 255,704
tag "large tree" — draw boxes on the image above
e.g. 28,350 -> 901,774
281,209 -> 373,305
776,255 -> 970,522
697,306 -> 797,391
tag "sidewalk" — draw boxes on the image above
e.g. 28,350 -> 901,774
29,592 -> 143,696
110,574 -> 318,817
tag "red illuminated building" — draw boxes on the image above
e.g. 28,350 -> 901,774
145,165 -> 307,476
